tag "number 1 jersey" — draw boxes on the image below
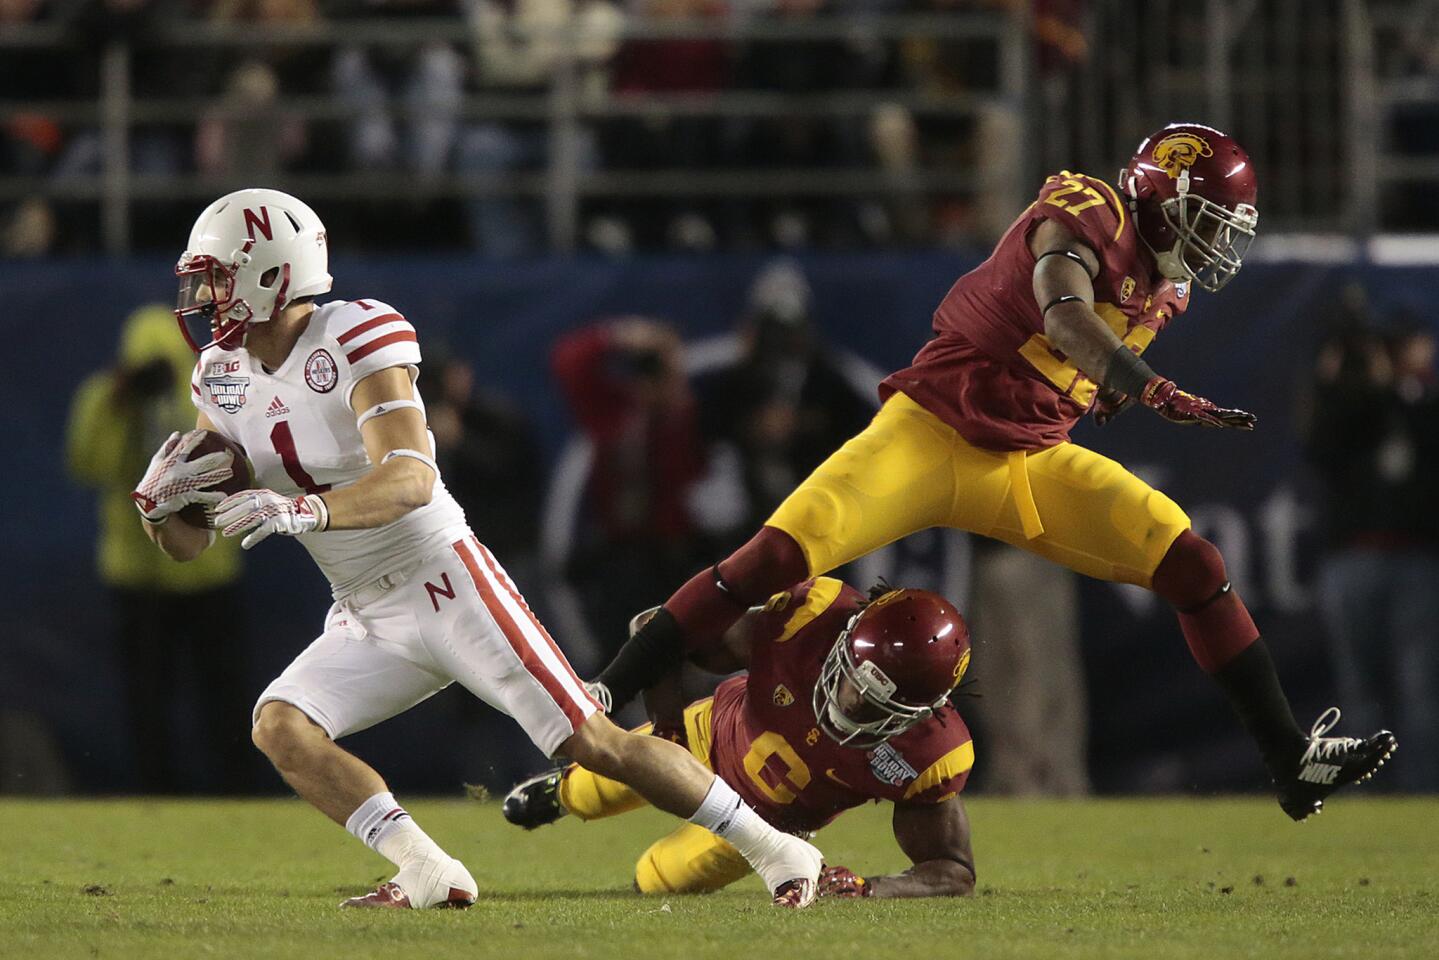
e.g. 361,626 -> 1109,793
191,298 -> 469,597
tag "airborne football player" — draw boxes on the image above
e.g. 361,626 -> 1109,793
131,188 -> 825,909
591,124 -> 1396,821
505,580 -> 977,899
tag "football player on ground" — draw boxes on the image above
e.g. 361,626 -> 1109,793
589,123 -> 1397,822
131,188 -> 824,909
504,579 -> 977,899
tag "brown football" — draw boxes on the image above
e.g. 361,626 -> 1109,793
177,431 -> 252,529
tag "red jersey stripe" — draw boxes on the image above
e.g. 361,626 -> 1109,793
474,539 -> 600,711
336,312 -> 405,345
191,383 -> 200,395
451,539 -> 588,729
346,330 -> 417,366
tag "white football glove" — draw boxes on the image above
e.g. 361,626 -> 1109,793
215,489 -> 329,550
132,429 -> 233,524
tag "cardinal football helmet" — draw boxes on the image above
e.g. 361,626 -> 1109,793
175,188 -> 332,352
1121,123 -> 1258,293
813,588 -> 971,748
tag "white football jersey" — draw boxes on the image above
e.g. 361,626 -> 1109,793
191,298 -> 468,597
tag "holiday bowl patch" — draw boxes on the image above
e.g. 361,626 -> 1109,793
203,370 -> 250,413
305,349 -> 338,393
868,742 -> 917,787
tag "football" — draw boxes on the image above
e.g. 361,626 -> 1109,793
177,430 -> 252,529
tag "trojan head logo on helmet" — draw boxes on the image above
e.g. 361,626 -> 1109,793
1120,122 -> 1258,293
812,588 -> 971,749
174,188 -> 333,353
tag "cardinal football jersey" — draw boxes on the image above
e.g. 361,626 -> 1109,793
882,170 -> 1190,451
191,298 -> 468,597
709,577 -> 975,834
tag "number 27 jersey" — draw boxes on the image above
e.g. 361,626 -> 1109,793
191,298 -> 469,597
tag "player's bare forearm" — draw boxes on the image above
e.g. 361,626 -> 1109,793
872,796 -> 976,898
322,366 -> 437,530
865,858 -> 976,898
1029,218 -> 1124,382
143,514 -> 212,562
318,457 -> 433,529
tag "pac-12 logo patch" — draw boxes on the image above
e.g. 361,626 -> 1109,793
772,684 -> 795,707
305,349 -> 338,393
204,374 -> 250,413
1120,276 -> 1136,301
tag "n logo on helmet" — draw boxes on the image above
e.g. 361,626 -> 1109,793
1152,133 -> 1213,179
243,206 -> 274,241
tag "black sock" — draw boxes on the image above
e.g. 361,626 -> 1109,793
595,608 -> 687,712
1212,639 -> 1306,779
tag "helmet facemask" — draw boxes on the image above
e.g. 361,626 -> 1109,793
812,613 -> 946,749
174,253 -> 289,353
1148,169 -> 1258,293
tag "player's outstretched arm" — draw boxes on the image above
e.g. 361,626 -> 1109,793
1030,218 -> 1256,430
819,796 -> 976,900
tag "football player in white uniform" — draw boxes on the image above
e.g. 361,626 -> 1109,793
131,188 -> 824,910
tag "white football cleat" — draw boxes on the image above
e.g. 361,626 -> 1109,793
340,855 -> 478,910
747,832 -> 823,909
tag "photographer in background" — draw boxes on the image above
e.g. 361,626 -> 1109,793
1306,308 -> 1439,791
66,306 -> 253,794
552,317 -> 704,661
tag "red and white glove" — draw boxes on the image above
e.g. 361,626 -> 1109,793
1139,377 -> 1257,430
131,430 -> 233,524
215,489 -> 328,550
817,865 -> 872,899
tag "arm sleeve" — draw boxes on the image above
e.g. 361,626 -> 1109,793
1031,171 -> 1128,260
900,728 -> 976,804
334,302 -> 422,396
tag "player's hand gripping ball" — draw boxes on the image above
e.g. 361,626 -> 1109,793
132,429 -> 249,527
817,865 -> 871,898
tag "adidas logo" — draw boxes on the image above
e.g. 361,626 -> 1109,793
1297,761 -> 1340,785
265,395 -> 290,419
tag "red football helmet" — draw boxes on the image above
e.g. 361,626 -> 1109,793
1120,122 -> 1258,293
813,588 -> 971,748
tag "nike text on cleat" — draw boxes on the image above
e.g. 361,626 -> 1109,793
502,769 -> 568,830
1277,707 -> 1398,822
747,831 -> 823,909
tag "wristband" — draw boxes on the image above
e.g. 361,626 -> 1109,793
1103,343 -> 1160,398
302,493 -> 330,532
1035,248 -> 1097,278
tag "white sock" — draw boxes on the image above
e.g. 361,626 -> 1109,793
687,776 -> 777,860
344,791 -> 447,869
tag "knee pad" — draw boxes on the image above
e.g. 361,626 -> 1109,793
1151,530 -> 1229,611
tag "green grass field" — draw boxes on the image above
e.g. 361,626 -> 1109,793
3,796 -> 1435,960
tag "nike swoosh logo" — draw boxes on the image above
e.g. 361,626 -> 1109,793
825,768 -> 854,789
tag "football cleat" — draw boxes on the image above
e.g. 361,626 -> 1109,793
340,856 -> 478,910
747,831 -> 823,909
1277,707 -> 1397,822
502,769 -> 568,830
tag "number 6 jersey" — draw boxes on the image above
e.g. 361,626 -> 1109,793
191,298 -> 469,598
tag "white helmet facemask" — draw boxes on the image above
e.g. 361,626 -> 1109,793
175,188 -> 332,352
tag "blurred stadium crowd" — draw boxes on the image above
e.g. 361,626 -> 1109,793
1,0 -> 1071,255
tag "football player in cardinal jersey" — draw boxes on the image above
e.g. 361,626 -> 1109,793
132,188 -> 824,910
590,123 -> 1396,823
503,580 -> 977,899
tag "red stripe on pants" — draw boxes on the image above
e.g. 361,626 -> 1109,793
451,539 -> 588,728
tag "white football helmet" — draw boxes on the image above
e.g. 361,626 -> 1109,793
175,188 -> 332,352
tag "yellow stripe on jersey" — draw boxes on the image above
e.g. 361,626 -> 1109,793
774,576 -> 845,643
902,741 -> 976,802
1092,177 -> 1128,242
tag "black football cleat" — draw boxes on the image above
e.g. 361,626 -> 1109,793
1277,707 -> 1397,822
502,769 -> 567,830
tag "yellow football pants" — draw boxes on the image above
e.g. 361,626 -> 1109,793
558,697 -> 752,894
766,390 -> 1191,587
